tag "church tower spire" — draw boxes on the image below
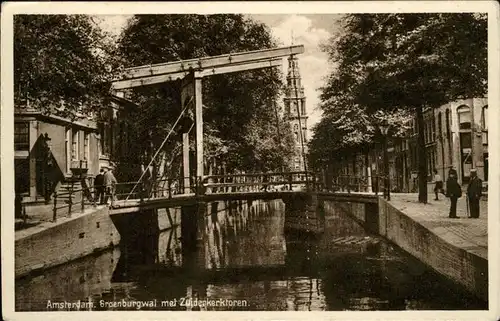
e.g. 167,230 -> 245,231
283,54 -> 308,171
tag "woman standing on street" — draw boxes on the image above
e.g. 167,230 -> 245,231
446,172 -> 462,218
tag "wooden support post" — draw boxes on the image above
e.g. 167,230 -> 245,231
181,73 -> 194,194
183,132 -> 190,194
195,77 -> 203,179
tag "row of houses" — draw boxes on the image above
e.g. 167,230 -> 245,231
333,98 -> 488,193
14,95 -> 140,204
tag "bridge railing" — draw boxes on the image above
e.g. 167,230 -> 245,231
111,176 -> 203,207
201,171 -> 314,194
107,171 -> 391,207
52,185 -> 97,222
313,174 -> 387,195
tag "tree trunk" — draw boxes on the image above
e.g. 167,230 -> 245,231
416,105 -> 428,203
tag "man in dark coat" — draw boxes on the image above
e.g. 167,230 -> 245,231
467,169 -> 483,218
446,172 -> 462,218
448,165 -> 458,179
94,168 -> 105,204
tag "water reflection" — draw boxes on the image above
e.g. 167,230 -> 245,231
16,199 -> 487,311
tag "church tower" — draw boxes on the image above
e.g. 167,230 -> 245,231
284,54 -> 308,171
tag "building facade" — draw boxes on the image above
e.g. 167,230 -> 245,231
333,98 -> 488,193
14,103 -> 101,202
13,94 -> 137,203
389,98 -> 488,192
283,55 -> 308,171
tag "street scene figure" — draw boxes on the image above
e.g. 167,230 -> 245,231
94,168 -> 105,205
467,169 -> 483,218
103,166 -> 117,205
433,169 -> 444,200
448,165 -> 458,179
446,172 -> 462,218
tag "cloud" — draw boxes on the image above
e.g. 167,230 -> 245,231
94,15 -> 132,38
269,15 -> 332,136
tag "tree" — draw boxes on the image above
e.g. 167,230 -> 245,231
315,13 -> 487,202
14,15 -> 120,118
117,14 -> 295,178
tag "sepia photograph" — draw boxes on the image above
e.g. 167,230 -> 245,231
1,1 -> 499,320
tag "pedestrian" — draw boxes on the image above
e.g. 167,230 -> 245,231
433,169 -> 444,200
103,166 -> 118,205
448,165 -> 458,179
445,172 -> 462,218
260,169 -> 269,192
467,169 -> 483,218
94,168 -> 105,205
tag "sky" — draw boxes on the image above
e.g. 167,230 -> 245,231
96,14 -> 343,136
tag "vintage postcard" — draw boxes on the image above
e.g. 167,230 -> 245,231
1,1 -> 499,321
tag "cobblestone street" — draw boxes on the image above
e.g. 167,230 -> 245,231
388,193 -> 488,259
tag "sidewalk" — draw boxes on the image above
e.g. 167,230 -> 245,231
387,193 -> 488,260
15,201 -> 106,232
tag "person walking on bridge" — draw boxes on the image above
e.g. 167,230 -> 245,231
103,166 -> 117,205
94,168 -> 105,205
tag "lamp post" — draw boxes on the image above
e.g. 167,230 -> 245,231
379,121 -> 391,201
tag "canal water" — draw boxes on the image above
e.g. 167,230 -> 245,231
15,200 -> 487,311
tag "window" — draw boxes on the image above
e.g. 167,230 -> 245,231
71,129 -> 79,160
14,122 -> 30,150
446,109 -> 451,138
84,132 -> 89,160
99,122 -> 110,156
301,100 -> 306,115
431,115 -> 436,142
457,105 -> 471,130
438,112 -> 442,137
284,101 -> 290,115
482,106 -> 488,145
482,106 -> 488,130
294,124 -> 299,132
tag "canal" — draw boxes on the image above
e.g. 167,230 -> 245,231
15,199 -> 487,311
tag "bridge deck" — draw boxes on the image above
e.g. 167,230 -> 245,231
110,190 -> 378,214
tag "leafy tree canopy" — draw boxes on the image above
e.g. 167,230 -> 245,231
310,13 -> 486,202
14,15 -> 121,118
321,13 -> 486,113
117,14 -> 295,173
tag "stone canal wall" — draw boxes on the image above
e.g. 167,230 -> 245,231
15,206 -> 182,278
14,200 -> 243,278
377,198 -> 488,302
15,206 -> 119,278
322,197 -> 487,301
